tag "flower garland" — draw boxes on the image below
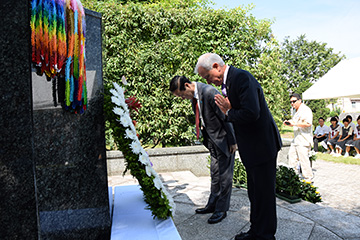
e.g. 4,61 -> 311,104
109,82 -> 175,219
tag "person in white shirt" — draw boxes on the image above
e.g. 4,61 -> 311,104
345,115 -> 360,158
284,93 -> 313,181
313,117 -> 330,152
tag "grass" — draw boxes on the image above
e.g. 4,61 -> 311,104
280,121 -> 334,139
280,124 -> 360,165
280,125 -> 294,139
316,152 -> 360,165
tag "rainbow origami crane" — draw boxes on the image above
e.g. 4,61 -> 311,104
31,0 -> 87,113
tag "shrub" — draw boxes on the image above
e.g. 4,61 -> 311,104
276,165 -> 322,204
233,158 -> 247,188
276,165 -> 302,197
83,0 -> 287,147
300,180 -> 322,203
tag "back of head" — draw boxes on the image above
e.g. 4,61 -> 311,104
194,53 -> 225,73
169,75 -> 191,92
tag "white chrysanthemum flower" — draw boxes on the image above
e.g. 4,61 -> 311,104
145,165 -> 152,177
110,88 -> 117,96
153,177 -> 162,190
125,128 -> 137,140
139,153 -> 150,165
120,114 -> 132,127
110,90 -> 125,104
149,167 -> 159,178
111,95 -> 125,107
113,82 -> 125,98
113,107 -> 125,116
113,97 -> 129,111
129,123 -> 137,134
130,140 -> 142,154
139,148 -> 147,156
121,101 -> 129,111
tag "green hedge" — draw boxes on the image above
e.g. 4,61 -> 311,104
83,0 -> 288,147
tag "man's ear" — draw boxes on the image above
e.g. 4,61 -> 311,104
212,62 -> 219,70
184,82 -> 191,89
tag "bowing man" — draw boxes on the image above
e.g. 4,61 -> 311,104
169,75 -> 237,224
195,53 -> 282,240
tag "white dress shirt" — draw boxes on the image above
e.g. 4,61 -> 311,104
292,103 -> 313,147
314,125 -> 330,136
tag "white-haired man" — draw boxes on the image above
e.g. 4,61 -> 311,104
195,53 -> 282,240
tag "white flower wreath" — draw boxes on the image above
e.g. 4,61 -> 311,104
110,82 -> 175,214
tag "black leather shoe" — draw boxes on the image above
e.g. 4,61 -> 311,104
235,231 -> 255,240
195,206 -> 215,214
207,211 -> 227,224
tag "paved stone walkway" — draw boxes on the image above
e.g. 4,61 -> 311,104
108,159 -> 360,240
312,159 -> 360,217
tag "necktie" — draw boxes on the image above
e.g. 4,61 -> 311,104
193,98 -> 200,140
221,83 -> 227,97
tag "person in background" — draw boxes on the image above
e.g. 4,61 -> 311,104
284,93 -> 313,181
334,118 -> 353,157
335,115 -> 344,127
345,115 -> 360,159
169,75 -> 237,224
322,117 -> 341,154
313,117 -> 330,152
346,115 -> 356,130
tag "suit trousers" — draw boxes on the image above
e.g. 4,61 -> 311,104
206,140 -> 235,212
246,157 -> 277,240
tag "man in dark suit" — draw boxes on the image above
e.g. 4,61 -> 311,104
169,75 -> 237,224
195,53 -> 282,240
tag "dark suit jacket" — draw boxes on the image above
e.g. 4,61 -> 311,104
225,66 -> 282,168
193,82 -> 236,157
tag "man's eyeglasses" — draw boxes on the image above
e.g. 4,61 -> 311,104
290,100 -> 298,104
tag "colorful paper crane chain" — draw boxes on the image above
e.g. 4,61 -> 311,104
31,0 -> 87,113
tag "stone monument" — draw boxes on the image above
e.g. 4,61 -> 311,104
0,0 -> 111,239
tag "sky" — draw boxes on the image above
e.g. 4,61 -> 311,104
210,0 -> 360,59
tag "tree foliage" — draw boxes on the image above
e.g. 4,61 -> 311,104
83,0 -> 287,147
280,34 -> 344,91
280,35 -> 345,124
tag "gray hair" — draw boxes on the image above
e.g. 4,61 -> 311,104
194,53 -> 225,73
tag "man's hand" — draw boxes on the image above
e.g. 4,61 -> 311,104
229,144 -> 237,154
283,120 -> 296,127
215,94 -> 231,115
